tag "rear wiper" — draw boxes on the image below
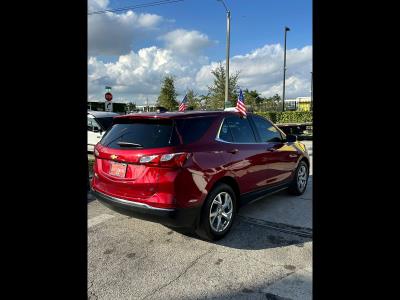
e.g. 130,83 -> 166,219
117,141 -> 143,148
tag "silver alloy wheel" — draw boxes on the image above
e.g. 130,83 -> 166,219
297,164 -> 308,192
209,192 -> 233,233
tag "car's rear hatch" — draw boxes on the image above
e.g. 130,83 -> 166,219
92,116 -> 185,208
92,114 -> 219,208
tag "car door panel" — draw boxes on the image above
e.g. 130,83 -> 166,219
221,143 -> 269,193
216,116 -> 267,194
265,141 -> 299,184
250,115 -> 297,188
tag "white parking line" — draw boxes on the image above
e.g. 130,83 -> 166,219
88,214 -> 115,228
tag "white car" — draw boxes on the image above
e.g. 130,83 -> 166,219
87,111 -> 119,152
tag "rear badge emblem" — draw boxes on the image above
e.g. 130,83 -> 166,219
111,154 -> 118,160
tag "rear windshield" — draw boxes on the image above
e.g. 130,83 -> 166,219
100,116 -> 215,149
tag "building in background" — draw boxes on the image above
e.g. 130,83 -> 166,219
284,97 -> 312,112
87,101 -> 127,113
136,105 -> 157,112
284,99 -> 298,111
297,97 -> 312,111
87,100 -> 159,114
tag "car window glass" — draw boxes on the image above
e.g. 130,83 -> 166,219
252,116 -> 282,142
218,121 -> 234,142
175,117 -> 215,144
219,116 -> 256,143
100,119 -> 178,149
87,118 -> 100,131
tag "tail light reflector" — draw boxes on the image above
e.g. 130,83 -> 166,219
139,152 -> 189,168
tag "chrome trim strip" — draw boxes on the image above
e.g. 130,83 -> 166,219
92,189 -> 175,211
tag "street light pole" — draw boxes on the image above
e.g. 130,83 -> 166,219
218,0 -> 230,109
282,26 -> 290,112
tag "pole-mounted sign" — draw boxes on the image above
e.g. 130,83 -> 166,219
105,92 -> 113,101
105,86 -> 113,111
105,101 -> 113,112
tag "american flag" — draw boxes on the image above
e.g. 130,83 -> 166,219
179,94 -> 188,112
236,89 -> 247,116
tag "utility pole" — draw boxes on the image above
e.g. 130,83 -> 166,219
217,0 -> 230,109
310,71 -> 313,111
282,26 -> 290,112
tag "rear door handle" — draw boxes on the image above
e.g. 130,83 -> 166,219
289,154 -> 298,158
228,148 -> 239,154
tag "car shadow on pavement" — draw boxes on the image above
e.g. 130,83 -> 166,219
87,191 -> 96,203
172,217 -> 312,251
216,218 -> 311,250
172,177 -> 313,250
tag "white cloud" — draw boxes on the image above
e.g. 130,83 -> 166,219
88,0 -> 164,56
161,29 -> 214,55
88,42 -> 312,104
196,44 -> 312,99
88,0 -> 109,12
88,46 -> 209,103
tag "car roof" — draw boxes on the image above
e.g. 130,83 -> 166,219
114,110 -> 253,120
88,110 -> 119,118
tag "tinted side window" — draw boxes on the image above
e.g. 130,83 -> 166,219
175,117 -> 215,144
219,116 -> 256,143
218,121 -> 234,142
252,116 -> 282,142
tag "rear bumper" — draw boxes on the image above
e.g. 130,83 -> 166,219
91,188 -> 201,229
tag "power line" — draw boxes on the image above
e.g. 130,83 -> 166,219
88,0 -> 185,15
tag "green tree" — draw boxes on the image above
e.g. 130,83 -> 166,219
207,63 -> 240,109
185,89 -> 201,110
157,75 -> 178,110
262,94 -> 281,112
243,89 -> 263,109
199,93 -> 211,110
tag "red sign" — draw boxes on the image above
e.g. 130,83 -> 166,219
105,92 -> 113,101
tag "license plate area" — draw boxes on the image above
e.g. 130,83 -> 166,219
108,161 -> 128,178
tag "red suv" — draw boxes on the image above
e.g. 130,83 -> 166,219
91,111 -> 310,240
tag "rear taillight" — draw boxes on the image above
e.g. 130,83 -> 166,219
139,152 -> 189,168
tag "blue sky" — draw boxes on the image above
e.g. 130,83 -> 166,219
102,0 -> 311,61
88,0 -> 312,104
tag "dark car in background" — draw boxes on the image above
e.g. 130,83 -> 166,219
91,111 -> 310,240
87,111 -> 119,152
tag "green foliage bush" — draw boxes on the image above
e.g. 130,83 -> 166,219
255,111 -> 312,124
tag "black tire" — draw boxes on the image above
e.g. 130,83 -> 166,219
288,160 -> 309,195
195,183 -> 236,241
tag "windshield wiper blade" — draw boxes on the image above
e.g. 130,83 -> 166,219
117,141 -> 143,148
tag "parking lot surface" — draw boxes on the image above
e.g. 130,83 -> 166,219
88,141 -> 313,300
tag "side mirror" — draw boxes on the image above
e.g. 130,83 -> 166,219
286,134 -> 297,143
93,126 -> 101,133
